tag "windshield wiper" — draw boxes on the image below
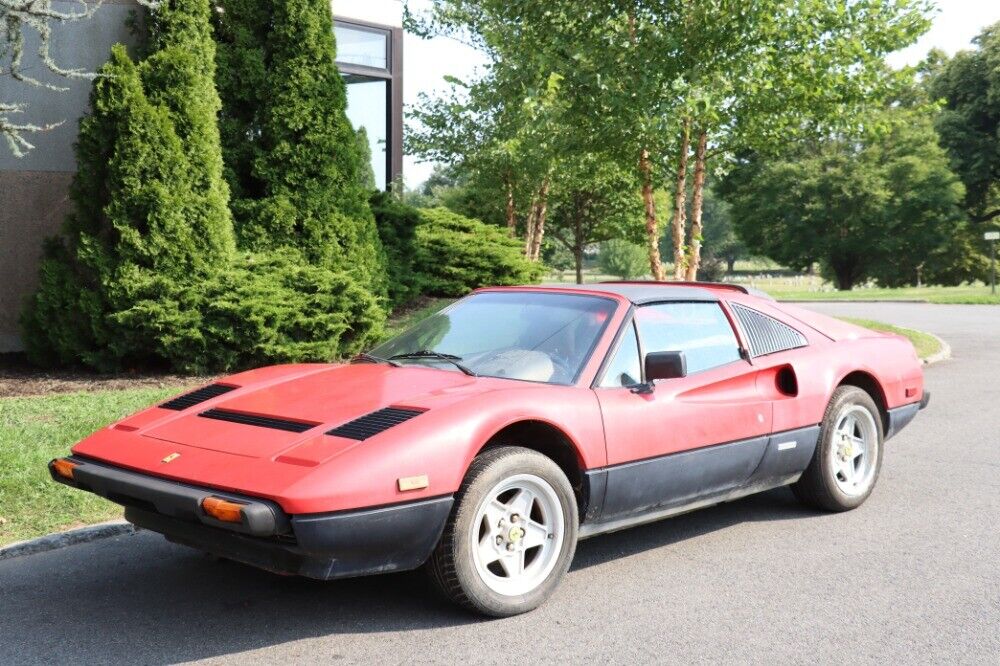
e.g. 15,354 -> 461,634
389,350 -> 477,376
350,352 -> 401,367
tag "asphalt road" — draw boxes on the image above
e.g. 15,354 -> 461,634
1,302 -> 997,665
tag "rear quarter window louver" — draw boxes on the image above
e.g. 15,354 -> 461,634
160,384 -> 237,411
198,409 -> 318,433
326,407 -> 425,441
730,303 -> 807,358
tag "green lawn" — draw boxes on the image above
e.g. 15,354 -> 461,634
837,318 -> 943,360
0,387 -> 185,546
0,299 -> 460,547
547,267 -> 1000,304
735,277 -> 1000,305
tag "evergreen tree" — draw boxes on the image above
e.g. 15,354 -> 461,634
23,0 -> 387,371
213,0 -> 387,294
23,0 -> 237,369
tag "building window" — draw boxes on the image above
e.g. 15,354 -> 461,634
335,24 -> 388,69
334,19 -> 400,191
343,75 -> 388,189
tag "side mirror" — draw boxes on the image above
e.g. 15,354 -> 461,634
645,350 -> 687,381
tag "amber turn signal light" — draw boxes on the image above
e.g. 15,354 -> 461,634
52,458 -> 77,480
202,496 -> 245,523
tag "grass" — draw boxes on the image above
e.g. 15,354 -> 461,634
0,386 -> 186,546
0,299 -> 458,547
748,279 -> 1000,305
546,266 -> 1000,304
837,318 -> 942,361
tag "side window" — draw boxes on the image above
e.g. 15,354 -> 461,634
729,303 -> 807,357
635,302 -> 742,374
598,322 -> 641,388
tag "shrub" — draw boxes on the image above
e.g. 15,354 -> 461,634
213,0 -> 387,296
697,255 -> 727,282
370,191 -> 423,306
23,0 -> 236,371
413,207 -> 544,297
115,250 -> 384,373
598,239 -> 648,280
23,0 -> 386,373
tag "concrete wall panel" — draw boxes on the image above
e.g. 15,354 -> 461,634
0,171 -> 74,352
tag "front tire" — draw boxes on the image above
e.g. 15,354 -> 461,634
792,386 -> 884,512
428,446 -> 578,617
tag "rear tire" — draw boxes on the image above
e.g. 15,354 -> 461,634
427,446 -> 578,617
792,386 -> 884,512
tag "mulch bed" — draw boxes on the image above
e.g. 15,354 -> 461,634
0,354 -> 212,399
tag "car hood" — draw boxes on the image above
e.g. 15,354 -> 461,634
136,363 -> 485,458
69,362 -> 601,513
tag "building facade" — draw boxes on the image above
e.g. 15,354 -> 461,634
0,0 -> 403,353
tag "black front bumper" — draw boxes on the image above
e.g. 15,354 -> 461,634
49,456 -> 453,580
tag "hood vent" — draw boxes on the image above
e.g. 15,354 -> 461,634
199,408 -> 318,433
160,384 -> 238,411
326,407 -> 425,441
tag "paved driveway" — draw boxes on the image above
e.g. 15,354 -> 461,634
1,303 -> 997,665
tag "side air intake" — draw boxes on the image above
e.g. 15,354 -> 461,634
730,303 -> 808,358
199,409 -> 318,433
326,407 -> 425,441
160,384 -> 237,411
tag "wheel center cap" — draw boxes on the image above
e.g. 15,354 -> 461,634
508,526 -> 525,543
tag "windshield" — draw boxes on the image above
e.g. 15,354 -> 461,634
369,291 -> 618,385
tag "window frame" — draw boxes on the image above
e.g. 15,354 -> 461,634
333,18 -> 402,191
594,300 -> 747,387
595,316 -> 643,389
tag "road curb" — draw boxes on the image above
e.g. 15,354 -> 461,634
922,332 -> 952,366
0,520 -> 136,562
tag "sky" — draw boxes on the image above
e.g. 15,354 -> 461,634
402,0 -> 1000,189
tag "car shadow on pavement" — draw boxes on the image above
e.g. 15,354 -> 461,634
0,487 -> 816,664
570,486 -> 817,572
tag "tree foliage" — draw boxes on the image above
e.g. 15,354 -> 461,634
23,0 -> 237,369
212,0 -> 386,293
409,0 -> 934,279
927,23 -> 1000,228
23,0 -> 385,372
720,109 -> 971,290
544,154 -> 645,283
599,240 -> 649,280
370,191 -> 423,306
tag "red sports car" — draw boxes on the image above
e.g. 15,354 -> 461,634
50,283 -> 928,616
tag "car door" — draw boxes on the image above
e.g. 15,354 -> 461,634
593,301 -> 774,522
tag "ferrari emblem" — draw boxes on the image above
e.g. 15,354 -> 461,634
161,453 -> 181,464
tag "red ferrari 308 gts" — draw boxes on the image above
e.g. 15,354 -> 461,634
50,283 -> 928,616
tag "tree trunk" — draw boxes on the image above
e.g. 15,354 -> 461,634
639,148 -> 665,281
505,176 -> 516,237
684,130 -> 708,281
726,256 -> 736,274
671,120 -> 691,280
831,260 -> 856,291
524,199 -> 537,257
574,209 -> 584,284
529,179 -> 550,261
